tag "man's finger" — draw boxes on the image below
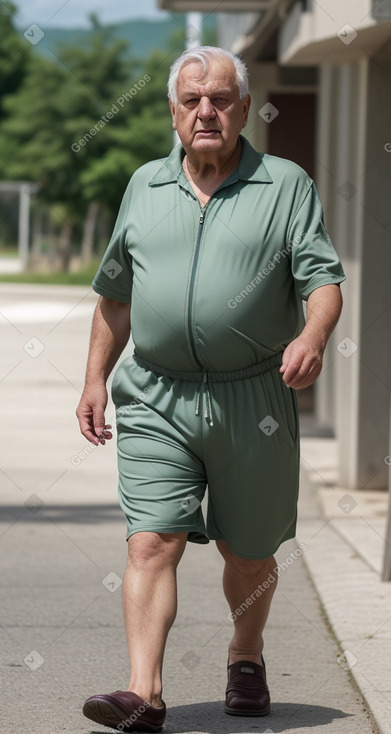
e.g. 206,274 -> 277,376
282,357 -> 314,386
93,409 -> 106,437
82,428 -> 101,445
285,360 -> 322,389
282,353 -> 307,383
279,345 -> 293,373
77,412 -> 94,436
97,427 -> 113,445
77,412 -> 100,444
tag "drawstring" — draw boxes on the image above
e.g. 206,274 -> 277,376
195,372 -> 214,426
195,375 -> 203,417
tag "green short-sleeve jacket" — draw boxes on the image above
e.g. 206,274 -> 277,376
91,134 -> 346,371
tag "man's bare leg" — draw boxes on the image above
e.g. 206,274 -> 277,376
216,540 -> 278,666
123,531 -> 188,706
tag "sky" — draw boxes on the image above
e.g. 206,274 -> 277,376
14,0 -> 171,28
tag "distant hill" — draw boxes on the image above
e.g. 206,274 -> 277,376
18,17 -> 217,63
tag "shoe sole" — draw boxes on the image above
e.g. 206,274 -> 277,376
224,703 -> 271,717
83,699 -> 163,732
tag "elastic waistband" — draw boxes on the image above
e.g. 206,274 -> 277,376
132,349 -> 283,382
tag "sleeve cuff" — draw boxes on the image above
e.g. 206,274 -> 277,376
297,273 -> 346,301
91,281 -> 132,303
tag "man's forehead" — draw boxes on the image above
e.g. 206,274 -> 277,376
177,60 -> 237,92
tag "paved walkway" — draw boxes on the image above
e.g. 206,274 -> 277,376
0,284 -> 379,733
297,439 -> 391,734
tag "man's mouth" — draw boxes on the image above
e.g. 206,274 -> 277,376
195,130 -> 220,135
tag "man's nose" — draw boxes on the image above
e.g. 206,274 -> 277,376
197,97 -> 216,119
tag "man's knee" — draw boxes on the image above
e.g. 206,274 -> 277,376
216,539 -> 277,576
127,531 -> 187,570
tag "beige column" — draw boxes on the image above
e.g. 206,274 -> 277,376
244,62 -> 280,151
333,52 -> 391,489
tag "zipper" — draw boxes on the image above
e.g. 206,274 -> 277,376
186,201 -> 214,425
187,203 -> 208,369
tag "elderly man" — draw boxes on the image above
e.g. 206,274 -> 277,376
77,46 -> 345,732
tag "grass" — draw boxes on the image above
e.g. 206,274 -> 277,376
0,261 -> 100,285
0,250 -> 19,258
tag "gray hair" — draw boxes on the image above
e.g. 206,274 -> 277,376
167,46 -> 249,105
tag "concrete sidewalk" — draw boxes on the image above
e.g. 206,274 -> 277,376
297,437 -> 391,734
0,283 -> 384,733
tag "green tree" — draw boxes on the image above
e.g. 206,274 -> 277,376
0,15 -> 179,271
0,15 -> 135,268
0,1 -> 31,180
81,48 -> 175,212
0,2 -> 31,116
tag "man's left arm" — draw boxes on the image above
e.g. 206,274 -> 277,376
280,283 -> 342,389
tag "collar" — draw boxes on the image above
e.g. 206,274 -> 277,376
148,134 -> 273,187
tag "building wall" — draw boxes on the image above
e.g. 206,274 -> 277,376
217,12 -> 261,53
218,6 -> 391,488
315,53 -> 391,489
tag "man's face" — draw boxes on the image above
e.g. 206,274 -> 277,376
169,57 -> 251,156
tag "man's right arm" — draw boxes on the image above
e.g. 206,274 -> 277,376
76,295 -> 131,446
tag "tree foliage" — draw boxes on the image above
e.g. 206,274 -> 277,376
0,2 -> 31,119
0,9 -> 181,268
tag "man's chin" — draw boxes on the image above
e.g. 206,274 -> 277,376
191,134 -> 223,150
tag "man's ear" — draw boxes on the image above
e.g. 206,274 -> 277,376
242,93 -> 251,128
168,99 -> 177,130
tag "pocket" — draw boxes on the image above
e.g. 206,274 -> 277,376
280,380 -> 298,445
110,356 -> 134,406
270,369 -> 298,446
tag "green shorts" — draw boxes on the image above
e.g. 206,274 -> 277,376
111,350 -> 300,560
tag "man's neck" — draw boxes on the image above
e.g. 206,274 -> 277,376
183,138 -> 242,181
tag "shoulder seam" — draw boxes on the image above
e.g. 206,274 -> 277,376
287,179 -> 314,245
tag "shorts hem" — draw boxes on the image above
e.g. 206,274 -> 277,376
207,532 -> 297,560
125,524 -> 209,544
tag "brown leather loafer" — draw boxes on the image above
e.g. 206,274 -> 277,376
225,655 -> 270,716
82,690 -> 166,732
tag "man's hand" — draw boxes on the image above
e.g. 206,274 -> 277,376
280,284 -> 343,389
76,383 -> 113,446
280,336 -> 322,389
75,295 -> 130,447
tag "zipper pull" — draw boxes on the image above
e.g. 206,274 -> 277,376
199,214 -> 204,224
